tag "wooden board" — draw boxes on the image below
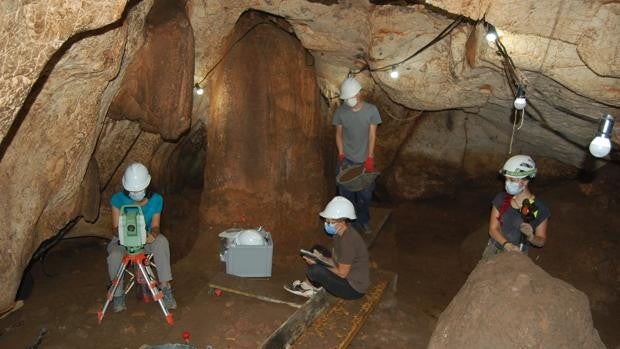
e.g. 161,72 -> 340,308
261,289 -> 331,349
262,269 -> 396,349
208,264 -> 308,309
363,207 -> 392,248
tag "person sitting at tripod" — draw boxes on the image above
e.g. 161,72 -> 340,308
106,162 -> 177,312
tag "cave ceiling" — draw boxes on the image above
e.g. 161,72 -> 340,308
189,0 -> 619,168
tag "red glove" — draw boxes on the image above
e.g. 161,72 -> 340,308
364,156 -> 374,172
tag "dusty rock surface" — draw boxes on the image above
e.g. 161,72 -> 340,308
0,0 -> 618,320
107,0 -> 193,141
188,0 -> 620,168
428,252 -> 605,349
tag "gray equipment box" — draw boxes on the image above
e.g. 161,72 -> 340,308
220,229 -> 273,278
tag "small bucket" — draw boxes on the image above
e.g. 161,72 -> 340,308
336,165 -> 379,192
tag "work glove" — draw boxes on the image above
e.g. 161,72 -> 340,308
363,156 -> 374,172
503,242 -> 521,252
338,153 -> 345,168
520,223 -> 534,241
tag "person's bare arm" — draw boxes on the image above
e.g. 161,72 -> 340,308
329,263 -> 352,278
336,125 -> 344,157
367,124 -> 377,158
521,219 -> 548,247
111,206 -> 120,237
147,213 -> 161,243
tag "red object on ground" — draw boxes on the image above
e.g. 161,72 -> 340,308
214,288 -> 223,297
182,330 -> 191,342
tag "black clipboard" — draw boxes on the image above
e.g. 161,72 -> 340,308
300,249 -> 335,268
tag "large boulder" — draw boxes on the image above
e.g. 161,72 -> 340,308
428,252 -> 605,349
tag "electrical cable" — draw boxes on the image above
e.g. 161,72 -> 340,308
508,109 -> 520,154
195,19 -> 311,88
349,16 -> 465,75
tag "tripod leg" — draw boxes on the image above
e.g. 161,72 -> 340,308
136,262 -> 174,325
124,268 -> 135,296
98,257 -> 129,324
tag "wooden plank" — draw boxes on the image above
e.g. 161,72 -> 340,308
289,270 -> 396,349
207,264 -> 308,309
363,207 -> 392,248
261,289 -> 331,349
208,283 -> 303,309
263,269 -> 397,349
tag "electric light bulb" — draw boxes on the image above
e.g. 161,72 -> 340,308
589,114 -> 615,158
589,136 -> 611,158
485,23 -> 498,43
389,66 -> 399,79
513,85 -> 527,110
486,31 -> 497,43
194,83 -> 204,96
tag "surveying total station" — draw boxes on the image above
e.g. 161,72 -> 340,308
97,205 -> 174,325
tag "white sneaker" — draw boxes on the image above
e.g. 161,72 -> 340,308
284,280 -> 317,298
299,281 -> 322,292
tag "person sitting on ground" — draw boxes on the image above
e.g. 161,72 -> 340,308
285,196 -> 369,299
481,154 -> 550,259
106,162 -> 177,312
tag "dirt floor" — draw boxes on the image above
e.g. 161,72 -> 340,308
1,170 -> 618,348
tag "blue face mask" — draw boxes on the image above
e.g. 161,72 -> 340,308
129,190 -> 146,201
505,180 -> 524,195
324,222 -> 337,236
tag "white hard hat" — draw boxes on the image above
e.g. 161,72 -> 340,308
122,162 -> 151,192
339,77 -> 362,100
235,229 -> 266,246
500,155 -> 537,179
319,196 -> 356,220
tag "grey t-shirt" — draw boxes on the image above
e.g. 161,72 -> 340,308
333,226 -> 370,293
492,192 -> 551,251
332,102 -> 382,163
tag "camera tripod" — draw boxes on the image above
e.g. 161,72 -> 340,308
97,251 -> 174,325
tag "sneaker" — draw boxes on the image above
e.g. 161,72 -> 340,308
284,280 -> 317,298
113,295 -> 126,313
161,286 -> 177,310
299,280 -> 322,292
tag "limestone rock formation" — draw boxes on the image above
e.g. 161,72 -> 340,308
428,252 -> 606,349
201,13 -> 329,255
107,0 -> 193,141
0,0 -> 128,143
188,0 -> 619,168
0,8 -> 133,311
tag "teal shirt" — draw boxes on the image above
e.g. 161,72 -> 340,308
110,192 -> 163,232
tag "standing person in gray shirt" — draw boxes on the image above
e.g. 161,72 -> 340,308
333,76 -> 382,234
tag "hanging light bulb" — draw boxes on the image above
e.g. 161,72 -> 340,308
589,114 -> 615,158
194,83 -> 204,96
513,84 -> 527,110
485,23 -> 498,43
389,66 -> 399,79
